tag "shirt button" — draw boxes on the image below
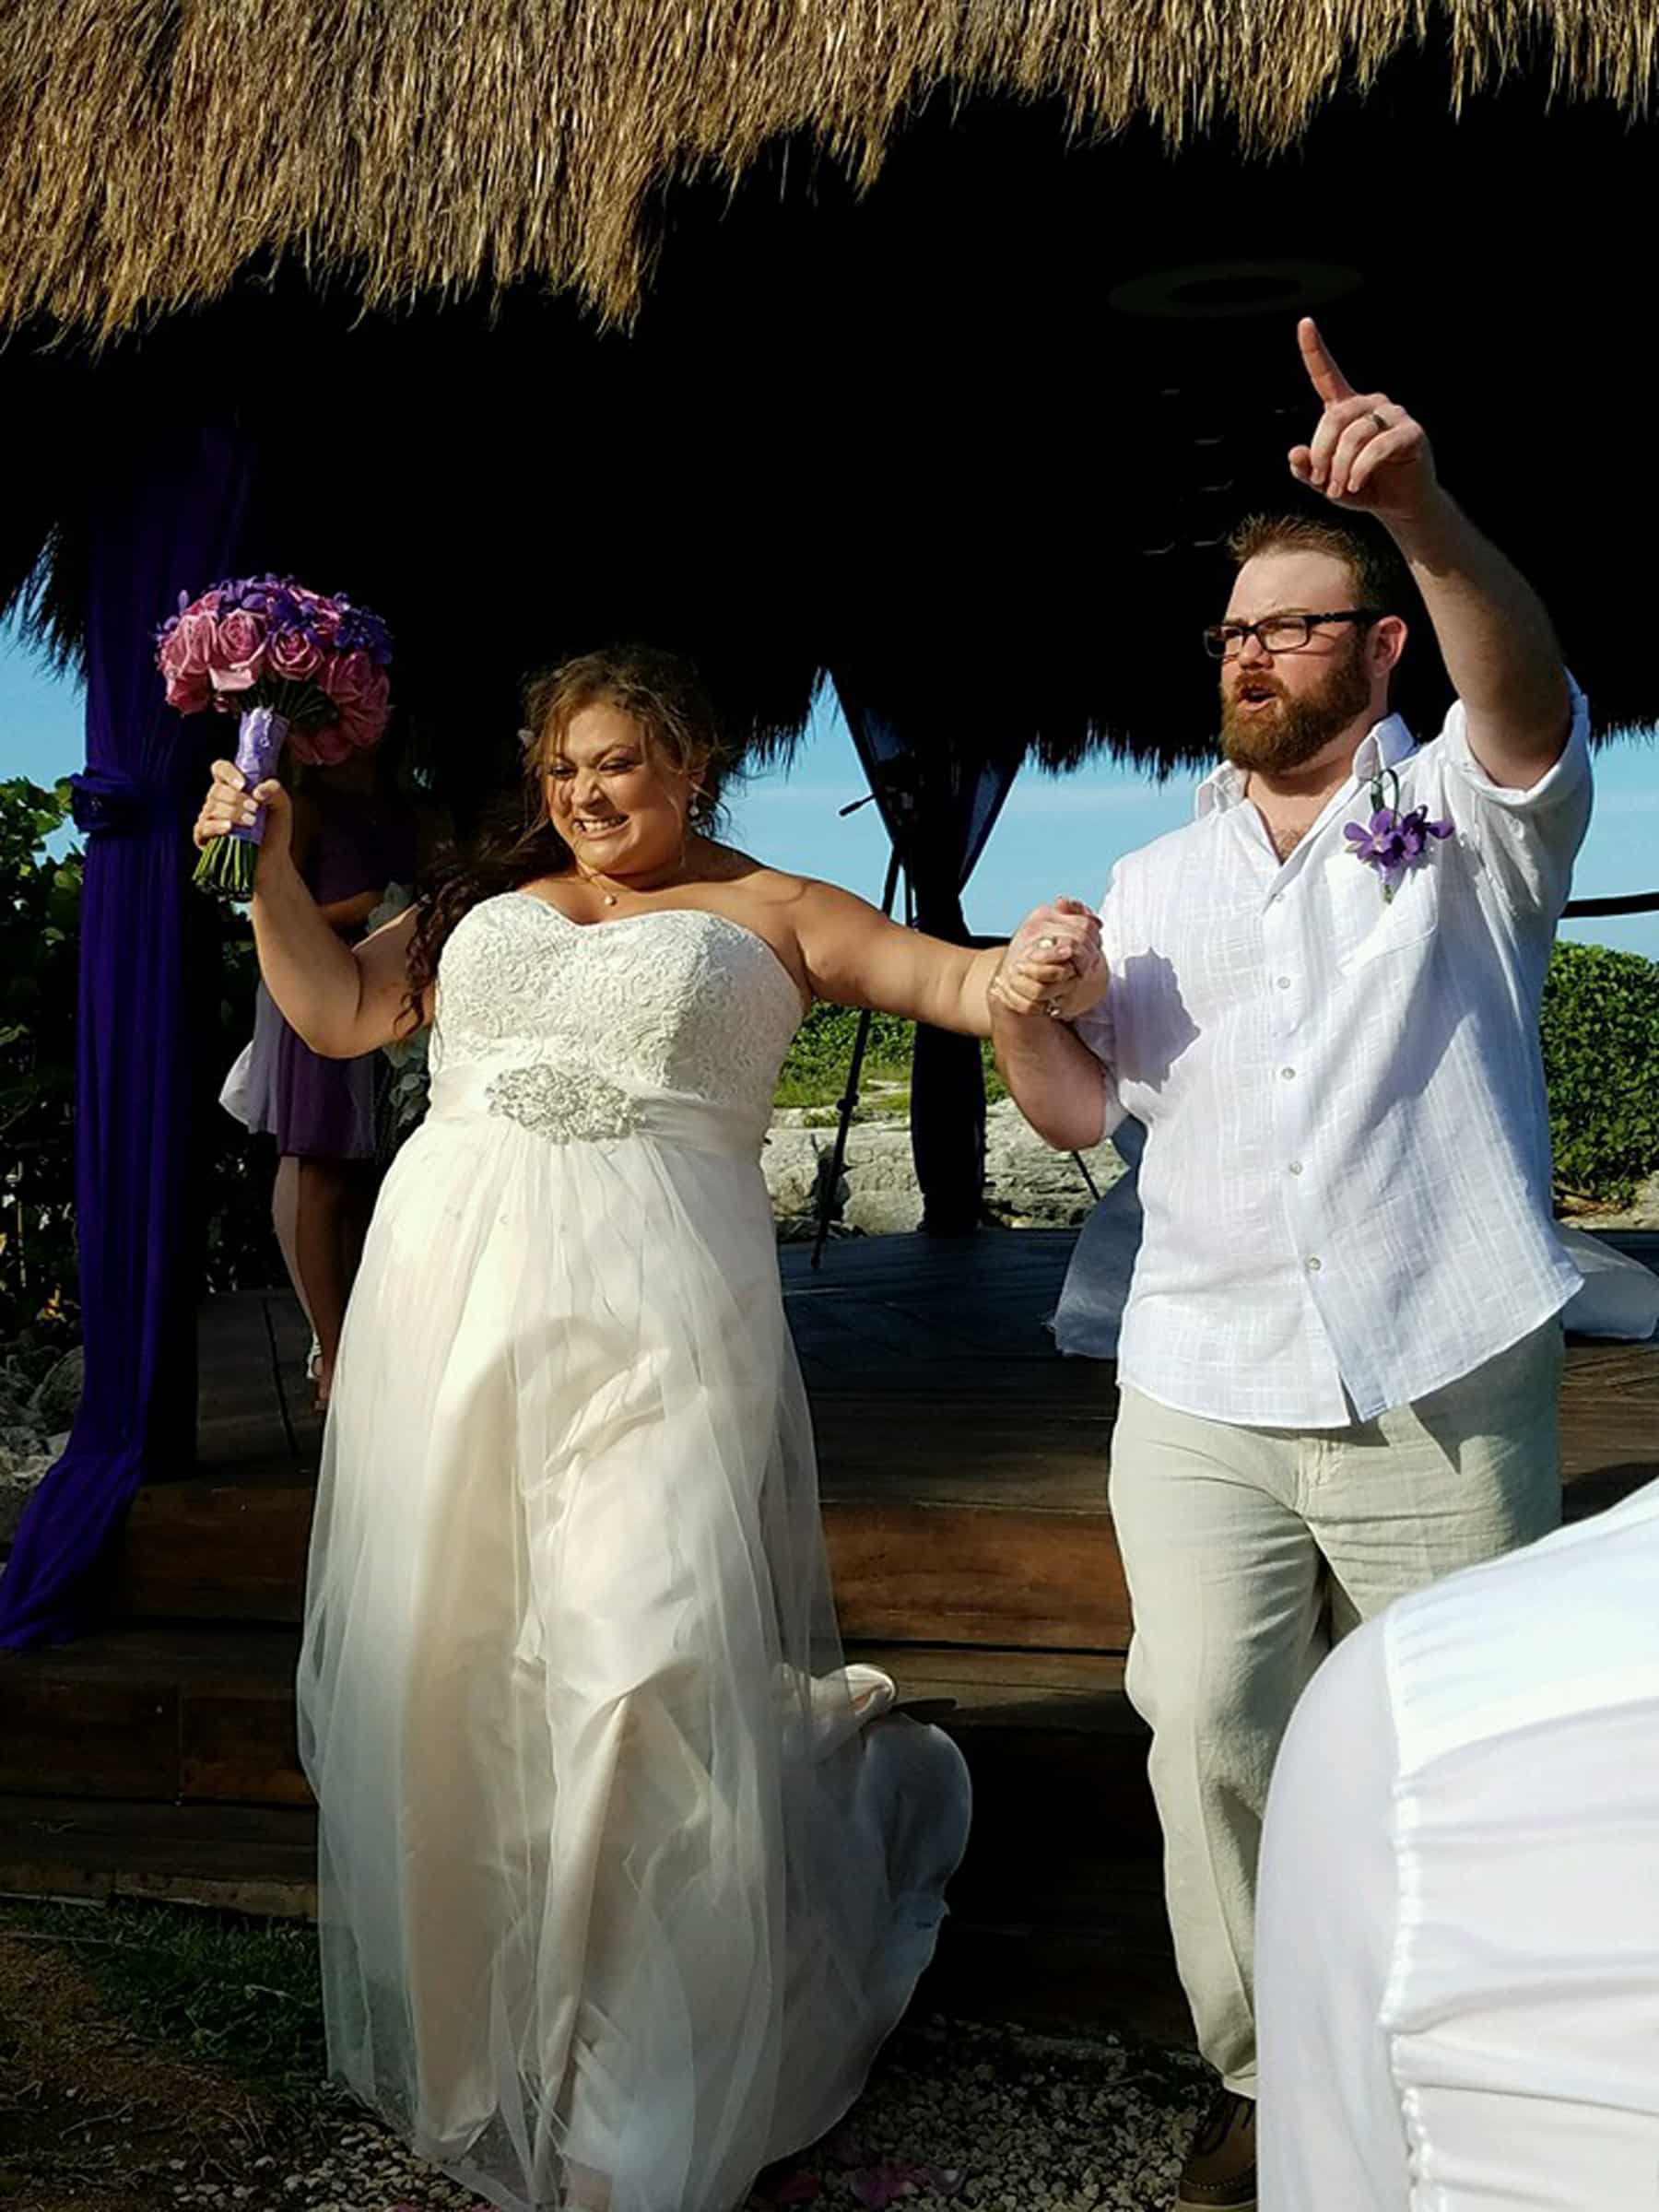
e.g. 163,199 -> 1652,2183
1277,975 -> 1292,990
1288,1161 -> 1303,1175
1280,1066 -> 1296,1080
1306,1255 -> 1323,1273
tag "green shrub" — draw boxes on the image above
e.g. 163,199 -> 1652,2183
0,781 -> 83,1350
0,780 -> 284,1345
774,1000 -> 1006,1109
1540,938 -> 1659,1209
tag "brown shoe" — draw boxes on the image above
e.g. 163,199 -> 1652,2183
1174,2087 -> 1256,2210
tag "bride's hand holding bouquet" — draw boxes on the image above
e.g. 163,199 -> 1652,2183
160,574 -> 393,898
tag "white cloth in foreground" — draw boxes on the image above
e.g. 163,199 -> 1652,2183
298,892 -> 971,2212
1256,1469 -> 1659,2209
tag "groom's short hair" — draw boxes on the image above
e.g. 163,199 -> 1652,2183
1227,513 -> 1413,628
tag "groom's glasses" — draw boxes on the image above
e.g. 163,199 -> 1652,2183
1203,610 -> 1382,660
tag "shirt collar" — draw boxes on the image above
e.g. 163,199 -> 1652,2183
1195,712 -> 1417,818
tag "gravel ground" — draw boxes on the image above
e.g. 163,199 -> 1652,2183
148,2017 -> 1206,2212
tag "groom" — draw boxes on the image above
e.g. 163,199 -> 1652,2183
990,321 -> 1592,2212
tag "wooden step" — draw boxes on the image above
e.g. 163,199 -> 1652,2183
112,1478 -> 1130,1649
0,1793 -> 1183,2040
112,1338 -> 1655,1645
109,1252 -> 1128,1648
0,1794 -> 318,1918
0,1634 -> 1173,2031
114,1339 -> 1131,1649
0,1628 -> 1154,1829
0,1625 -> 307,1807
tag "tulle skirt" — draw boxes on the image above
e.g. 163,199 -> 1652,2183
296,1106 -> 971,2212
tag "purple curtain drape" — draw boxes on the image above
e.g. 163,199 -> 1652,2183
0,427 -> 253,1650
831,676 -> 1022,1234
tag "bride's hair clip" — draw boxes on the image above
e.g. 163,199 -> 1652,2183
517,726 -> 538,756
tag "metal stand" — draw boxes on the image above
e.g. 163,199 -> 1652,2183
810,843 -> 902,1269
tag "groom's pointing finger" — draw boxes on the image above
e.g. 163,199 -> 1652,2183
1298,316 -> 1356,406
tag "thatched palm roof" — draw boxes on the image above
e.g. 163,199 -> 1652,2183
5,2 -> 1655,339
5,5 -> 1659,776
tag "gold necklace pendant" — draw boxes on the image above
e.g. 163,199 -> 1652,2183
576,863 -> 620,907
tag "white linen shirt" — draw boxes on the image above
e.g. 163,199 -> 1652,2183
1256,1474 -> 1659,2210
1072,688 -> 1593,1426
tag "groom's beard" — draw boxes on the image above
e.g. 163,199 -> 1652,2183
1219,640 -> 1373,775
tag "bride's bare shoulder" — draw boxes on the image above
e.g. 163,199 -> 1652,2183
700,844 -> 812,909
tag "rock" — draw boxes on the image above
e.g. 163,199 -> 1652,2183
1,1463 -> 49,1543
763,1100 -> 1127,1239
761,1126 -> 841,1220
982,1101 -> 1126,1229
28,1347 -> 83,1433
843,1188 -> 925,1235
1562,1170 -> 1659,1231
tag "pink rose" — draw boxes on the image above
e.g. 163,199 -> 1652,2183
266,628 -> 324,682
167,608 -> 218,677
319,646 -> 372,701
288,720 -> 353,768
162,666 -> 212,714
209,607 -> 267,694
320,652 -> 391,747
159,618 -> 215,713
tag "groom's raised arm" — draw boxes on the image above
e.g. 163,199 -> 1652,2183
1290,316 -> 1571,788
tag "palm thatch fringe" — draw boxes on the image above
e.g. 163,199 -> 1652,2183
2,0 -> 1655,341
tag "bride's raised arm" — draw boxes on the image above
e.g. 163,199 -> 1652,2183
194,759 -> 427,1058
788,877 -> 1104,1035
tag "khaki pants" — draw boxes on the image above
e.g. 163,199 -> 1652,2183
1109,1322 -> 1564,2096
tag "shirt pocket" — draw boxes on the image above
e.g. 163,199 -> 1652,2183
1328,852 -> 1440,974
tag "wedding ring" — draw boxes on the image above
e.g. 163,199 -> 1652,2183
1369,409 -> 1390,433
1037,934 -> 1059,949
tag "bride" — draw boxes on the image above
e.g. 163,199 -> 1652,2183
193,644 -> 1103,2212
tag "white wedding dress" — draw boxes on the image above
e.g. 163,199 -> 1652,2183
296,891 -> 971,2212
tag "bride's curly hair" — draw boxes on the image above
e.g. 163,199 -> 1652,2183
403,644 -> 734,1029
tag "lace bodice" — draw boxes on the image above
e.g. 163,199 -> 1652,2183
427,892 -> 805,1147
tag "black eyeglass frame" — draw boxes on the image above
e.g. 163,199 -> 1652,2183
1202,609 -> 1385,661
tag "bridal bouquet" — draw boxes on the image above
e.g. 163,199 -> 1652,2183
158,574 -> 394,898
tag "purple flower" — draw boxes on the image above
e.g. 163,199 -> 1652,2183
1345,803 -> 1452,901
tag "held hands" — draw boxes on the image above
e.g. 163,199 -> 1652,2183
1288,317 -> 1440,524
193,759 -> 293,875
989,899 -> 1107,1021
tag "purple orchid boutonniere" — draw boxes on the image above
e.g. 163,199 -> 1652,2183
1344,768 -> 1453,902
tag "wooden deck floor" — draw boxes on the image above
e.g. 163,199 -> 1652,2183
200,1223 -> 1659,1504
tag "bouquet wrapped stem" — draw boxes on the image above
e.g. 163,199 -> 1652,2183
192,705 -> 290,897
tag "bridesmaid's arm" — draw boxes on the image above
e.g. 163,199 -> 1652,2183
316,889 -> 383,934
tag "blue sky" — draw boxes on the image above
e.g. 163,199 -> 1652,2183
4,622 -> 1657,959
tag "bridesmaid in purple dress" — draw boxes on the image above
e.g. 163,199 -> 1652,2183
243,750 -> 418,1406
